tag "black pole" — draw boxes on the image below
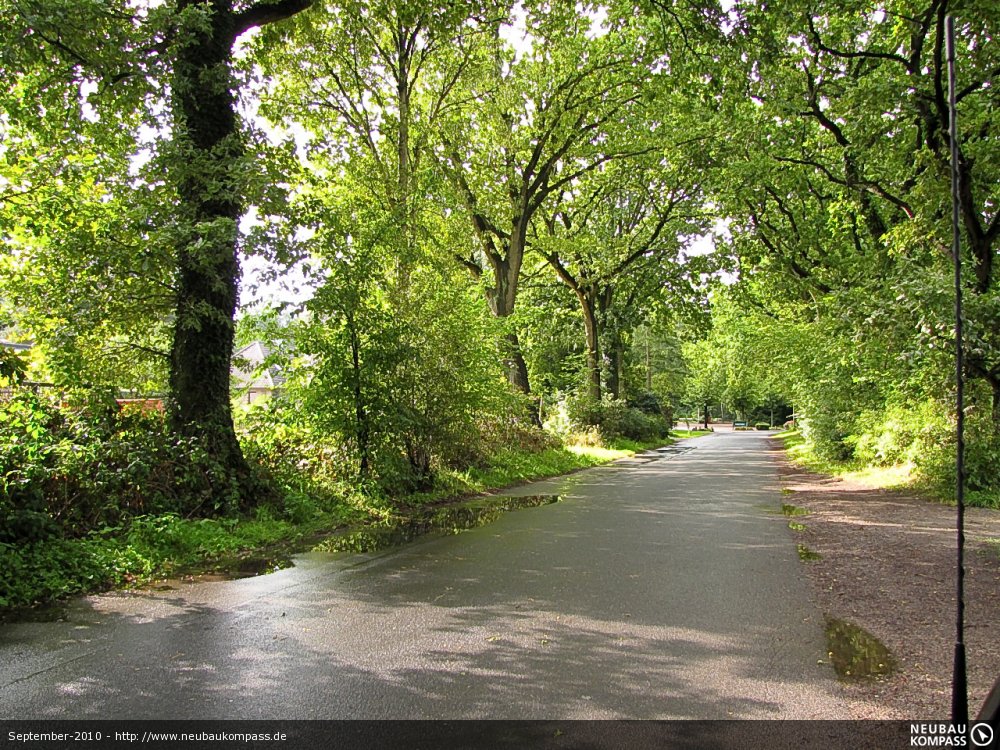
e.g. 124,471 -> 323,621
945,14 -> 968,727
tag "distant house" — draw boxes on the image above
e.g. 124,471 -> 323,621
232,341 -> 285,403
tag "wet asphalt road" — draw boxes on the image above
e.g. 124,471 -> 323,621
0,431 -> 850,720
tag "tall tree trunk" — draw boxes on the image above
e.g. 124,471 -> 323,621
169,0 -> 312,508
578,291 -> 601,401
503,332 -> 532,399
448,134 -> 537,402
487,252 -> 534,400
170,0 -> 253,505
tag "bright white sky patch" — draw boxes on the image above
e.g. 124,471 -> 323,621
499,1 -> 530,62
80,80 -> 100,123
240,254 -> 316,310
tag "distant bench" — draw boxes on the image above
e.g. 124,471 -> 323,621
734,421 -> 772,431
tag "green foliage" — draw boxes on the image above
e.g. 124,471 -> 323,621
701,0 -> 1000,505
680,295 -> 797,423
0,537 -> 109,609
5,0 -> 1000,607
237,400 -> 395,525
0,1 -> 174,393
428,440 -> 646,504
0,347 -> 28,384
0,389 -> 255,540
564,393 -> 671,443
275,251 -> 518,492
0,513 -> 303,609
0,398 -> 654,610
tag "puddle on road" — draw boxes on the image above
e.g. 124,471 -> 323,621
824,616 -> 896,681
2,496 -> 562,618
168,495 -> 562,580
147,556 -> 295,589
314,495 -> 561,555
228,557 -> 293,578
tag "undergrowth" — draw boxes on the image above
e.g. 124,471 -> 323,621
776,428 -> 1000,508
0,514 -> 303,609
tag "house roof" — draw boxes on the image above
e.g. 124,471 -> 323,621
232,341 -> 285,390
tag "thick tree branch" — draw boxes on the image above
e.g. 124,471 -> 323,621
437,142 -> 508,263
31,29 -> 92,67
773,155 -> 914,219
801,64 -> 850,148
453,253 -> 484,279
531,145 -> 656,215
957,66 -> 1000,102
232,0 -> 314,38
611,198 -> 680,278
806,15 -> 909,68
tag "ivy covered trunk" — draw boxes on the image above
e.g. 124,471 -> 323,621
502,332 -> 531,396
601,289 -> 622,401
169,0 -> 253,508
492,289 -> 535,421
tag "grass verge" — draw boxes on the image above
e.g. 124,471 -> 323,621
1,437 -> 668,614
0,515 -> 307,611
776,429 -> 1000,512
775,429 -> 916,491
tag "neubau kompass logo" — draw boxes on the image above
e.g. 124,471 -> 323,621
910,723 -> 996,747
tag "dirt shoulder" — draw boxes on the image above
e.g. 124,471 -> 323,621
769,438 -> 1000,719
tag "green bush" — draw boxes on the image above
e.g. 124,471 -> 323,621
794,390 -> 1000,507
565,394 -> 670,443
254,366 -> 545,488
799,411 -> 856,462
0,538 -> 108,608
0,512 -> 308,609
0,389 -> 255,543
848,401 -> 946,468
629,391 -> 666,416
915,399 -> 1000,506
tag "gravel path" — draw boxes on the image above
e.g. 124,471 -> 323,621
770,439 -> 1000,719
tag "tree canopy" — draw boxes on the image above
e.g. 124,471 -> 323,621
2,0 -> 998,510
